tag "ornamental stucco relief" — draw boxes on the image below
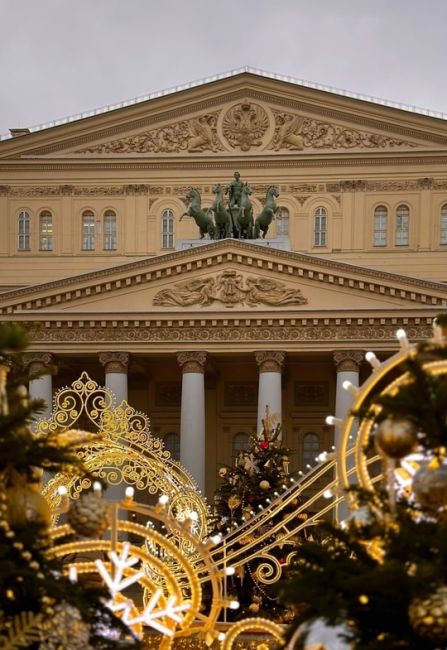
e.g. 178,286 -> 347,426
152,271 -> 307,308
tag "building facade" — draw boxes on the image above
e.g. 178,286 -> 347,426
1,71 -> 447,494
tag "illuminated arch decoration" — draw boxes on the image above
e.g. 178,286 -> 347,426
47,496 -> 225,648
39,372 -> 208,543
220,617 -> 284,649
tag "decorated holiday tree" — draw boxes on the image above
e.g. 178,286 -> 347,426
280,321 -> 447,649
0,323 -> 141,649
213,407 -> 304,620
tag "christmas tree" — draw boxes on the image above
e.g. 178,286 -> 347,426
0,323 -> 142,649
213,407 -> 303,621
280,323 -> 447,649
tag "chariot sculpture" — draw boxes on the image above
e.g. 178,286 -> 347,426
180,172 -> 281,240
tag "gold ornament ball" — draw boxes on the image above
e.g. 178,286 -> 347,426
248,602 -> 260,613
374,418 -> 418,459
227,494 -> 241,510
408,586 -> 447,643
413,464 -> 447,510
68,492 -> 110,537
259,480 -> 270,491
242,508 -> 252,521
6,486 -> 51,528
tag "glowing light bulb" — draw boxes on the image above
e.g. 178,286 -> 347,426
225,567 -> 235,576
158,494 -> 169,505
365,351 -> 381,370
325,415 -> 343,427
396,328 -> 410,350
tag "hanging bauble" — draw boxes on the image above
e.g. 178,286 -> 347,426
259,441 -> 270,450
408,585 -> 447,643
242,507 -> 252,521
68,491 -> 110,537
413,463 -> 447,510
248,602 -> 260,613
39,602 -> 92,650
227,494 -> 241,510
6,483 -> 51,528
259,479 -> 270,491
374,418 -> 418,458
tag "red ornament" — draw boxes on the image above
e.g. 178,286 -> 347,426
259,441 -> 270,450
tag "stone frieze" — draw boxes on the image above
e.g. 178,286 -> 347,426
152,271 -> 307,308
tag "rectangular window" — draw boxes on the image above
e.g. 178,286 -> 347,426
314,214 -> 326,247
18,212 -> 31,250
103,213 -> 117,250
441,213 -> 447,245
82,213 -> 95,250
39,213 -> 53,251
373,214 -> 387,246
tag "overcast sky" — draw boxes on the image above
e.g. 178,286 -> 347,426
1,0 -> 447,135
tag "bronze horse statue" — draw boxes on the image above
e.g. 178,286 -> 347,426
180,188 -> 215,239
254,186 -> 280,239
208,184 -> 232,239
232,182 -> 254,239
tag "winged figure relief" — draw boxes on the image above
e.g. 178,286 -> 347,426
187,115 -> 221,152
273,113 -> 305,151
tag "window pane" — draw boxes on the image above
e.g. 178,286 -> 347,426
103,210 -> 117,250
314,207 -> 327,247
374,206 -> 387,246
162,209 -> 174,249
395,205 -> 409,246
18,210 -> 30,250
163,432 -> 180,461
441,204 -> 447,245
276,207 -> 289,236
303,432 -> 320,467
82,211 -> 95,251
39,210 -> 53,251
232,432 -> 250,464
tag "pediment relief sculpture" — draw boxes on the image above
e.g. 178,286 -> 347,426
270,110 -> 417,151
77,112 -> 224,154
152,270 -> 307,308
74,102 -> 418,155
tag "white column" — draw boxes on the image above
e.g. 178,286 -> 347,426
99,352 -> 129,405
255,351 -> 285,434
177,351 -> 207,494
333,350 -> 363,522
25,352 -> 55,423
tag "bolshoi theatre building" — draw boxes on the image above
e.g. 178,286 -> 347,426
1,68 -> 447,496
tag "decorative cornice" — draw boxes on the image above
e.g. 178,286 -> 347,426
333,350 -> 364,372
255,351 -> 285,373
13,317 -> 434,350
177,351 -> 207,373
1,241 -> 447,315
98,351 -> 130,373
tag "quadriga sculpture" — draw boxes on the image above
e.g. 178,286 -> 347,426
180,188 -> 215,239
233,182 -> 254,239
254,185 -> 280,239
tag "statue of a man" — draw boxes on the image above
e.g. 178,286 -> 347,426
226,171 -> 244,208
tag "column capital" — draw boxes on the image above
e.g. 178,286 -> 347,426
255,351 -> 285,373
99,351 -> 129,374
22,352 -> 55,372
177,351 -> 207,374
333,350 -> 364,373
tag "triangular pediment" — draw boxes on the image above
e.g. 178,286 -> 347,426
2,72 -> 447,160
1,240 -> 446,317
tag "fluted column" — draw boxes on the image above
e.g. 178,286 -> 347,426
333,350 -> 363,521
255,351 -> 285,434
24,352 -> 55,422
99,352 -> 129,405
177,351 -> 207,494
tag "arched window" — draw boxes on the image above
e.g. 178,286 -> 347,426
232,432 -> 250,464
17,210 -> 31,250
373,205 -> 388,246
82,210 -> 95,250
303,432 -> 320,468
163,432 -> 180,461
313,207 -> 327,247
162,209 -> 174,249
103,210 -> 117,250
39,210 -> 53,251
395,205 -> 409,246
441,204 -> 447,245
276,207 -> 289,236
